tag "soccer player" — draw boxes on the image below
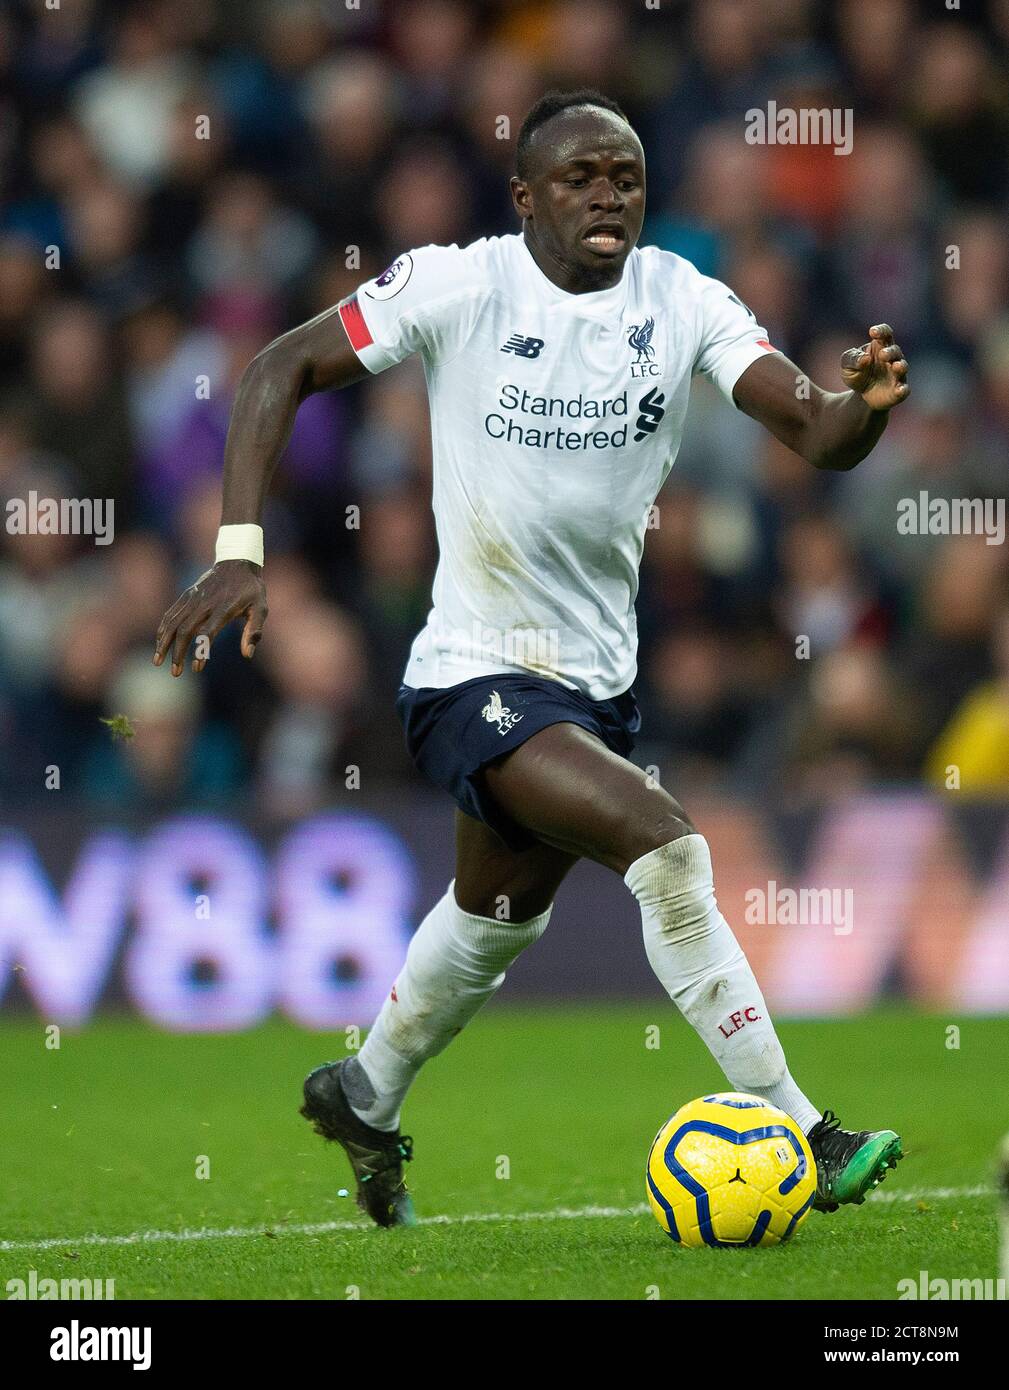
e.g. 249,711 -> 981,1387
154,90 -> 908,1228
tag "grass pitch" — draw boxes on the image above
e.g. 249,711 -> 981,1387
1,1005 -> 1003,1300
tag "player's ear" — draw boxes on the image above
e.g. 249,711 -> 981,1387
510,175 -> 532,219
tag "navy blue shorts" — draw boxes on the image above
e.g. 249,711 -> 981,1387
396,674 -> 641,852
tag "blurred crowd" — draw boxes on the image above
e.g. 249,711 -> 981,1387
2,0 -> 1009,814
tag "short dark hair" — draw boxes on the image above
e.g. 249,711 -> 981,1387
516,88 -> 631,178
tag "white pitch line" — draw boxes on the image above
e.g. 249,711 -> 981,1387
0,1205 -> 644,1253
866,1184 -> 992,1204
0,1187 -> 993,1254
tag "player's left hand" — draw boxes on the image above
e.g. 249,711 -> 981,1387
840,324 -> 909,412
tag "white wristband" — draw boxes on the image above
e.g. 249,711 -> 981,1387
215,524 -> 264,568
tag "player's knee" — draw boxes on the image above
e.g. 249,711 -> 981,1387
468,888 -> 555,922
624,833 -> 717,937
618,803 -> 696,875
455,874 -> 555,922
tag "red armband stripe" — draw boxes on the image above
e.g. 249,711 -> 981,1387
339,296 -> 374,351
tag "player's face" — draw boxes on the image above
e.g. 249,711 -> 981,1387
512,108 -> 646,291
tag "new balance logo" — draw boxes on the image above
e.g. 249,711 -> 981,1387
481,690 -> 524,735
501,334 -> 545,359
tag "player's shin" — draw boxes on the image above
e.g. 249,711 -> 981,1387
625,835 -> 821,1134
345,884 -> 551,1131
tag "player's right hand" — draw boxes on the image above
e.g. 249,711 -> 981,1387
153,560 -> 268,676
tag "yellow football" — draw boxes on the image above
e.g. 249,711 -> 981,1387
646,1092 -> 817,1247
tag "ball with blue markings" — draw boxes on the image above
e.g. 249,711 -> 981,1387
646,1092 -> 817,1248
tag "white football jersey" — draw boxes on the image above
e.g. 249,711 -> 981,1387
339,233 -> 776,700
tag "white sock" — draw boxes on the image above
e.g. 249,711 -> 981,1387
625,835 -> 821,1135
344,883 -> 551,1131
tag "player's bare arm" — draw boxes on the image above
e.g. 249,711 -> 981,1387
152,306 -> 366,676
733,323 -> 909,470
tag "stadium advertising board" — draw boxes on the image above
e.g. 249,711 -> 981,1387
1,792 -> 1007,1028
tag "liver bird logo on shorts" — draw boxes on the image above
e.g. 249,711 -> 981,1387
481,690 -> 524,735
